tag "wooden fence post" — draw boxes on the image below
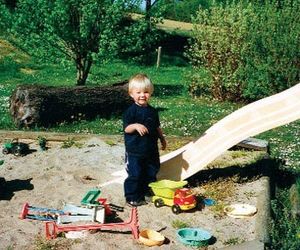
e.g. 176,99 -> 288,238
156,46 -> 162,68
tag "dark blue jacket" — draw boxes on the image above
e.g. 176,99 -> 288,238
123,103 -> 160,156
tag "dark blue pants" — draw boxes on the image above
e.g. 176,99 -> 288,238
124,153 -> 160,202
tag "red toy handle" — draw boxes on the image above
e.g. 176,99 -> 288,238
97,198 -> 113,215
20,202 -> 29,219
45,221 -> 58,239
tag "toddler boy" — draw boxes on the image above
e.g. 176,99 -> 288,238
123,73 -> 166,207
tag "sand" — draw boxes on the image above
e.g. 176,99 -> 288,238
0,137 -> 264,249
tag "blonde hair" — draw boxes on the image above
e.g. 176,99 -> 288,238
128,73 -> 154,94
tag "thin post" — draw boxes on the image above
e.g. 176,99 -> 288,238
156,46 -> 162,68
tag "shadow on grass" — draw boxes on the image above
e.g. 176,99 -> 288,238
188,158 -> 280,195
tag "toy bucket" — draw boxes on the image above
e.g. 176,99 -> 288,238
139,229 -> 165,246
177,228 -> 212,247
149,180 -> 187,198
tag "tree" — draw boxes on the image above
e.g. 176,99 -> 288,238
116,0 -> 164,64
3,0 -> 17,10
11,0 -> 126,85
0,2 -> 12,32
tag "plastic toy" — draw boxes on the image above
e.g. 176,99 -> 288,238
2,139 -> 29,156
81,189 -> 101,206
139,229 -> 165,246
224,203 -> 257,218
20,203 -> 65,221
20,202 -> 105,223
203,198 -> 216,206
58,203 -> 105,223
45,207 -> 139,240
149,180 -> 197,214
80,189 -> 116,216
97,198 -> 115,215
177,228 -> 212,247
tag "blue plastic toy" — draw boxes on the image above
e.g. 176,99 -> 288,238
177,228 -> 212,247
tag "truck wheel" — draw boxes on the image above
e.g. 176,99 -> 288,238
196,201 -> 204,210
13,146 -> 22,156
154,199 -> 164,208
2,148 -> 9,154
171,204 -> 181,214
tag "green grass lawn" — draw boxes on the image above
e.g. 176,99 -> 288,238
1,47 -> 299,172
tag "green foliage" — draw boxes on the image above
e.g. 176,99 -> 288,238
187,1 -> 252,100
187,0 -> 300,101
257,121 -> 300,172
10,0 -> 126,85
61,137 -> 83,148
0,57 -> 21,77
105,140 -> 117,146
223,237 -> 243,246
297,178 -> 300,196
37,136 -> 47,150
242,0 -> 300,99
269,188 -> 300,250
117,15 -> 164,64
158,0 -> 210,22
171,219 -> 191,229
0,2 -> 12,32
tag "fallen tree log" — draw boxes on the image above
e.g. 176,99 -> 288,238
9,82 -> 132,128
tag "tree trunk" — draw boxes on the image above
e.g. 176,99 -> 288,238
9,82 -> 132,128
145,0 -> 152,31
76,55 -> 93,86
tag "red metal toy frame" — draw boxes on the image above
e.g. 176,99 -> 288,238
45,207 -> 139,240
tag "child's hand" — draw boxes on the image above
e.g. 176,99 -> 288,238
134,124 -> 149,136
160,137 -> 167,150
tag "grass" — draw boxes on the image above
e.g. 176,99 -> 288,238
269,188 -> 300,249
223,237 -> 244,246
192,177 -> 236,218
171,219 -> 191,229
206,150 -> 266,169
60,138 -> 83,149
32,234 -> 78,250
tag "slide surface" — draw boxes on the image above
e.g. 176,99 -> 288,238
157,83 -> 300,181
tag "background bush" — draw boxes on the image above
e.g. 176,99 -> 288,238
187,0 -> 300,101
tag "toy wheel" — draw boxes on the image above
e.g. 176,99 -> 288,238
13,146 -> 22,156
2,148 -> 9,154
196,201 -> 203,210
154,199 -> 164,208
171,204 -> 181,214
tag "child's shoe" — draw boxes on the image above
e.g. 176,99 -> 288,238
126,200 -> 147,207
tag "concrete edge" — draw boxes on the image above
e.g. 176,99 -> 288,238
255,176 -> 271,244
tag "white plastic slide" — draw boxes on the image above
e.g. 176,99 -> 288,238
157,83 -> 300,181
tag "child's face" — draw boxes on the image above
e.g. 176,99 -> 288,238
130,88 -> 151,107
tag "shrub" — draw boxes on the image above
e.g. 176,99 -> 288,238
187,1 -> 253,101
269,188 -> 300,250
187,0 -> 300,101
242,0 -> 300,100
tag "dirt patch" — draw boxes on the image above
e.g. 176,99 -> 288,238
0,137 -> 264,249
